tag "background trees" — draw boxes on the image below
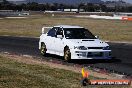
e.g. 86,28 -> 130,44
0,1 -> 132,12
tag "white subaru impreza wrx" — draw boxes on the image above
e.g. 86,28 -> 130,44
39,25 -> 112,61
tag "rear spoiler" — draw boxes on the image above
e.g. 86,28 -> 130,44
42,27 -> 53,34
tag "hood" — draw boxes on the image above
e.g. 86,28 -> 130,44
66,39 -> 109,47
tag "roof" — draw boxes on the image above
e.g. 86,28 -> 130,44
54,25 -> 84,28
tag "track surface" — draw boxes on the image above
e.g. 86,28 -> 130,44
0,36 -> 132,76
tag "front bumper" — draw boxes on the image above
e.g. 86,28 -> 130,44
70,49 -> 112,59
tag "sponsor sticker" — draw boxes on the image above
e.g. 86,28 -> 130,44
81,68 -> 131,86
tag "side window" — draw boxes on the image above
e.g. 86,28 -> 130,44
56,28 -> 63,35
47,28 -> 56,37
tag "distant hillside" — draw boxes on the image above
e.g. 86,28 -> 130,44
26,0 -> 103,5
105,1 -> 132,8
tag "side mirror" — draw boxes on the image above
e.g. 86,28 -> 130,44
57,35 -> 63,39
95,35 -> 99,39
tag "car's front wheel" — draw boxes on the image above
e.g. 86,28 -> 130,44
40,43 -> 47,56
64,47 -> 71,62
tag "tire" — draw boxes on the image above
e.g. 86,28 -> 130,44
64,47 -> 71,62
40,43 -> 47,56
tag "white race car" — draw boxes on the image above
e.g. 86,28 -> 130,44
39,25 -> 112,61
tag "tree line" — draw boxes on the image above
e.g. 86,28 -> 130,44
0,0 -> 132,12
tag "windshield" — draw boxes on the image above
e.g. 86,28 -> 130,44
64,28 -> 96,39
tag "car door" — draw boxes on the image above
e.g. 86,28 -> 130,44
53,27 -> 64,55
45,28 -> 56,51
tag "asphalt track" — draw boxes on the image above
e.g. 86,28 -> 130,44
0,36 -> 132,76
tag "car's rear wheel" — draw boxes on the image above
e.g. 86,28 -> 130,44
40,43 -> 47,56
64,47 -> 71,62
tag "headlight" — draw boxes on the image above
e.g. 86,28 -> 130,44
74,46 -> 87,50
103,46 -> 110,50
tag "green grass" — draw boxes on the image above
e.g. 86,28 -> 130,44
0,14 -> 132,41
0,55 -> 82,88
0,55 -> 131,88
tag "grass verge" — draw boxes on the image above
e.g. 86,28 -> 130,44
0,54 -> 131,88
0,55 -> 83,88
0,14 -> 132,42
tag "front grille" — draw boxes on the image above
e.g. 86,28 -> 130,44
87,52 -> 103,57
88,47 -> 103,49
